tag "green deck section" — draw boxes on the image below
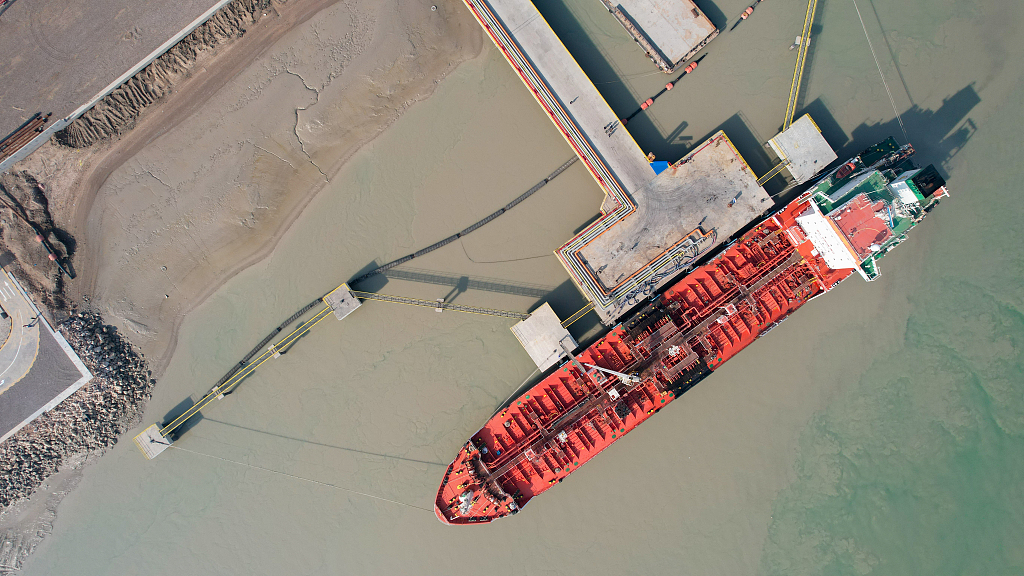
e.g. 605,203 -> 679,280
856,136 -> 900,166
808,165 -> 939,282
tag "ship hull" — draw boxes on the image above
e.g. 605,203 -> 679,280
435,141 -> 946,524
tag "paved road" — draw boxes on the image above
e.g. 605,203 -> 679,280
0,269 -> 91,443
0,269 -> 39,394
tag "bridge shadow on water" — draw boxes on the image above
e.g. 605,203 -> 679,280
798,85 -> 979,181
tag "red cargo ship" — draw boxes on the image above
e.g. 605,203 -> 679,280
435,140 -> 947,524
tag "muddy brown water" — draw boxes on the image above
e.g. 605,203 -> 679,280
21,0 -> 1024,573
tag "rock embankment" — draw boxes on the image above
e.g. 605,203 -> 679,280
0,312 -> 154,508
54,0 -> 273,148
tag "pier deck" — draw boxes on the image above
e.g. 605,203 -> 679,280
463,0 -> 656,201
600,0 -> 718,72
559,132 -> 771,323
464,0 -> 769,325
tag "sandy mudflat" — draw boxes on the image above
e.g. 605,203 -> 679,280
18,0 -> 481,374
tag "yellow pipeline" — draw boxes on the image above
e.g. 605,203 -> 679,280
159,304 -> 333,436
783,0 -> 820,131
561,301 -> 595,328
757,161 -> 791,186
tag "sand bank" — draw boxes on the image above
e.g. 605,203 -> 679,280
18,0 -> 482,375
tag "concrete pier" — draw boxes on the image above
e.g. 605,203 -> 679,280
558,132 -> 771,323
462,0 -> 656,202
324,283 -> 362,320
511,303 -> 578,371
767,114 -> 838,184
600,0 -> 718,73
133,424 -> 172,460
462,0 -> 770,324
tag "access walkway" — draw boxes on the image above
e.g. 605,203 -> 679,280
462,0 -> 656,205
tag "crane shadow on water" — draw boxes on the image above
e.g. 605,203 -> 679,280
202,417 -> 446,467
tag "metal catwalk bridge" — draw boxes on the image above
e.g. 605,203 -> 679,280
134,158 -> 578,459
351,291 -> 530,320
756,0 -> 820,188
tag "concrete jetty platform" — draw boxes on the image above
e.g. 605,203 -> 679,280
462,0 -> 656,202
463,0 -> 770,325
767,114 -> 838,184
558,132 -> 771,323
511,303 -> 578,371
600,0 -> 718,73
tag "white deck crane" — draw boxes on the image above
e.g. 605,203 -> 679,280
584,363 -> 641,386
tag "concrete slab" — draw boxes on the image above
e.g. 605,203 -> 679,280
0,270 -> 40,393
324,283 -> 362,320
603,0 -> 718,71
133,424 -> 172,460
0,272 -> 92,444
511,303 -> 578,371
768,114 -> 837,184
464,0 -> 656,200
559,131 -> 772,323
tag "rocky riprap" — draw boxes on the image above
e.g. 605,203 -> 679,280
0,311 -> 154,508
54,0 -> 274,148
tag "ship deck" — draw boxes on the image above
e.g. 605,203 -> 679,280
435,194 -> 854,524
602,0 -> 718,71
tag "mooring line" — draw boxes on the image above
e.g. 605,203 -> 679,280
491,366 -> 541,418
851,0 -> 909,142
352,156 -> 577,285
165,444 -> 434,513
459,239 -> 554,264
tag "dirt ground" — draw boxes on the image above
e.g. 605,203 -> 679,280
14,0 -> 482,374
0,0 -> 481,569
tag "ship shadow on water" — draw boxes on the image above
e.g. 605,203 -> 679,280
668,84 -> 980,205
797,84 -> 980,181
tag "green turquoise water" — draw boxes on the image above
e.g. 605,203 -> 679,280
20,0 -> 1024,573
760,90 -> 1024,574
539,1 -> 1024,570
